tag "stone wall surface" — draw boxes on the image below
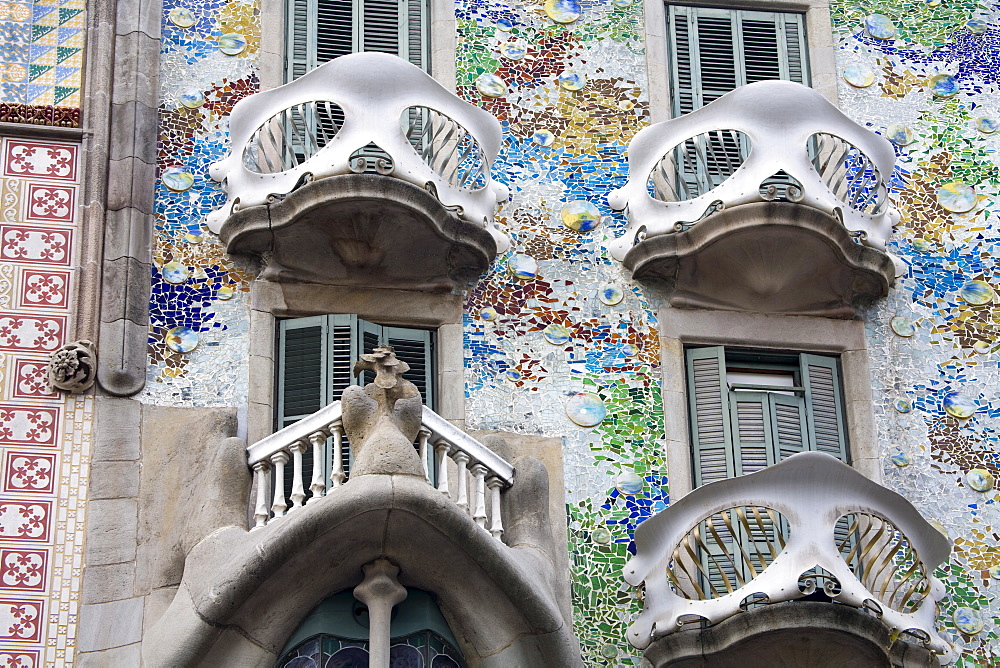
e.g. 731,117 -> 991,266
1,0 -> 991,665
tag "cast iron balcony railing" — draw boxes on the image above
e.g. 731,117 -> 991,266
624,452 -> 954,662
207,52 -> 509,250
246,400 -> 514,539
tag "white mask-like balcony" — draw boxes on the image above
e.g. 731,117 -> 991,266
206,52 -> 509,291
623,452 -> 954,667
608,81 -> 900,318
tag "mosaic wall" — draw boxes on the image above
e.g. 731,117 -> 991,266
138,0 -> 1000,665
0,137 -> 93,666
834,2 -> 1000,663
141,0 -> 259,406
0,0 -> 86,128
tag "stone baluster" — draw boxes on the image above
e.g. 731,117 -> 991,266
289,440 -> 307,510
251,461 -> 271,529
453,452 -> 470,513
417,427 -> 431,482
353,559 -> 407,668
487,476 -> 504,540
435,440 -> 451,498
329,421 -> 346,487
270,451 -> 289,518
308,431 -> 326,503
471,463 -> 487,528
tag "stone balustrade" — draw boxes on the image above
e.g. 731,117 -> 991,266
623,452 -> 955,662
246,402 -> 514,538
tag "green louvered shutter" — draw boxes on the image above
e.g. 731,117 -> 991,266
287,0 -> 429,83
768,393 -> 809,462
729,392 -> 775,476
278,316 -> 329,430
666,5 -> 809,117
384,326 -> 435,408
687,347 -> 734,487
800,353 -> 849,462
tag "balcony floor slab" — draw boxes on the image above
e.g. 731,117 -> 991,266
219,174 -> 498,291
623,202 -> 895,319
643,600 -> 939,668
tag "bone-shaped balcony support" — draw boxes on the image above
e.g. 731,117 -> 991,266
207,52 -> 509,252
623,452 -> 953,662
608,81 -> 900,261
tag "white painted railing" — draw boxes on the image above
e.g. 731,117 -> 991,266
247,402 -> 514,539
207,52 -> 509,252
607,80 -> 900,260
623,452 -> 954,661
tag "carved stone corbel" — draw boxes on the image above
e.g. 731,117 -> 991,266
48,340 -> 98,393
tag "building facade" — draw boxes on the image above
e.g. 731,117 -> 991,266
0,0 -> 998,664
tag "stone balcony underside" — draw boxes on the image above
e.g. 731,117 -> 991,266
642,602 -> 938,668
142,468 -> 579,666
220,174 -> 498,290
622,202 -> 896,318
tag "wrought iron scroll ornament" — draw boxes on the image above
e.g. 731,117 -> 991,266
206,52 -> 509,252
623,452 -> 955,661
48,340 -> 97,393
608,81 -> 901,266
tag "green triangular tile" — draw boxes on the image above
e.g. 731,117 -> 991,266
28,64 -> 52,82
56,46 -> 80,64
53,85 -> 77,105
31,24 -> 57,41
58,8 -> 83,24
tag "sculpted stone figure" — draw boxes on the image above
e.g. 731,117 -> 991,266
341,345 -> 424,477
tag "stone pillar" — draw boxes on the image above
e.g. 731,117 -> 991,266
353,559 -> 407,668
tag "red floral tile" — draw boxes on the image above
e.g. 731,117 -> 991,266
0,314 -> 66,353
17,270 -> 70,310
0,226 -> 72,266
0,549 -> 47,592
0,501 -> 51,542
24,184 -> 76,224
2,453 -> 55,495
0,599 -> 43,642
0,405 -> 59,447
2,140 -> 78,181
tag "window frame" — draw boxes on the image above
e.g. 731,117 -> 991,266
685,345 -> 850,489
642,0 -> 840,125
259,0 -> 457,92
659,309 -> 880,502
245,281 -> 465,446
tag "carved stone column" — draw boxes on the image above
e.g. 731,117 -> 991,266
353,559 -> 407,667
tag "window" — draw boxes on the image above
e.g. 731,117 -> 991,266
277,314 -> 434,485
685,346 -> 848,488
277,590 -> 465,667
666,4 -> 810,118
286,0 -> 430,82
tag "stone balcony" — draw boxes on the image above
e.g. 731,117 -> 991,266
608,81 -> 900,318
206,53 -> 509,291
142,347 -> 579,666
623,452 -> 953,667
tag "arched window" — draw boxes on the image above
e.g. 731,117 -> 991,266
278,590 -> 465,667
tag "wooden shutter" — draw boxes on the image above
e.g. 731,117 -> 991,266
729,392 -> 775,477
666,5 -> 809,117
383,326 -> 435,408
287,0 -> 429,83
800,353 -> 849,462
768,393 -> 809,462
278,316 -> 328,430
686,347 -> 735,486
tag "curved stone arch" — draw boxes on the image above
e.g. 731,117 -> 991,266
142,463 -> 581,666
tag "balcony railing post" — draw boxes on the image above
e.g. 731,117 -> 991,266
269,451 -> 289,519
487,476 -> 504,540
453,452 -> 470,513
417,427 -> 431,482
435,440 -> 451,498
289,440 -> 307,510
471,463 -> 488,528
308,431 -> 326,503
251,461 -> 271,529
329,420 -> 345,488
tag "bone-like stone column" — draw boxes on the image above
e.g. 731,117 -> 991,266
353,559 -> 407,667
